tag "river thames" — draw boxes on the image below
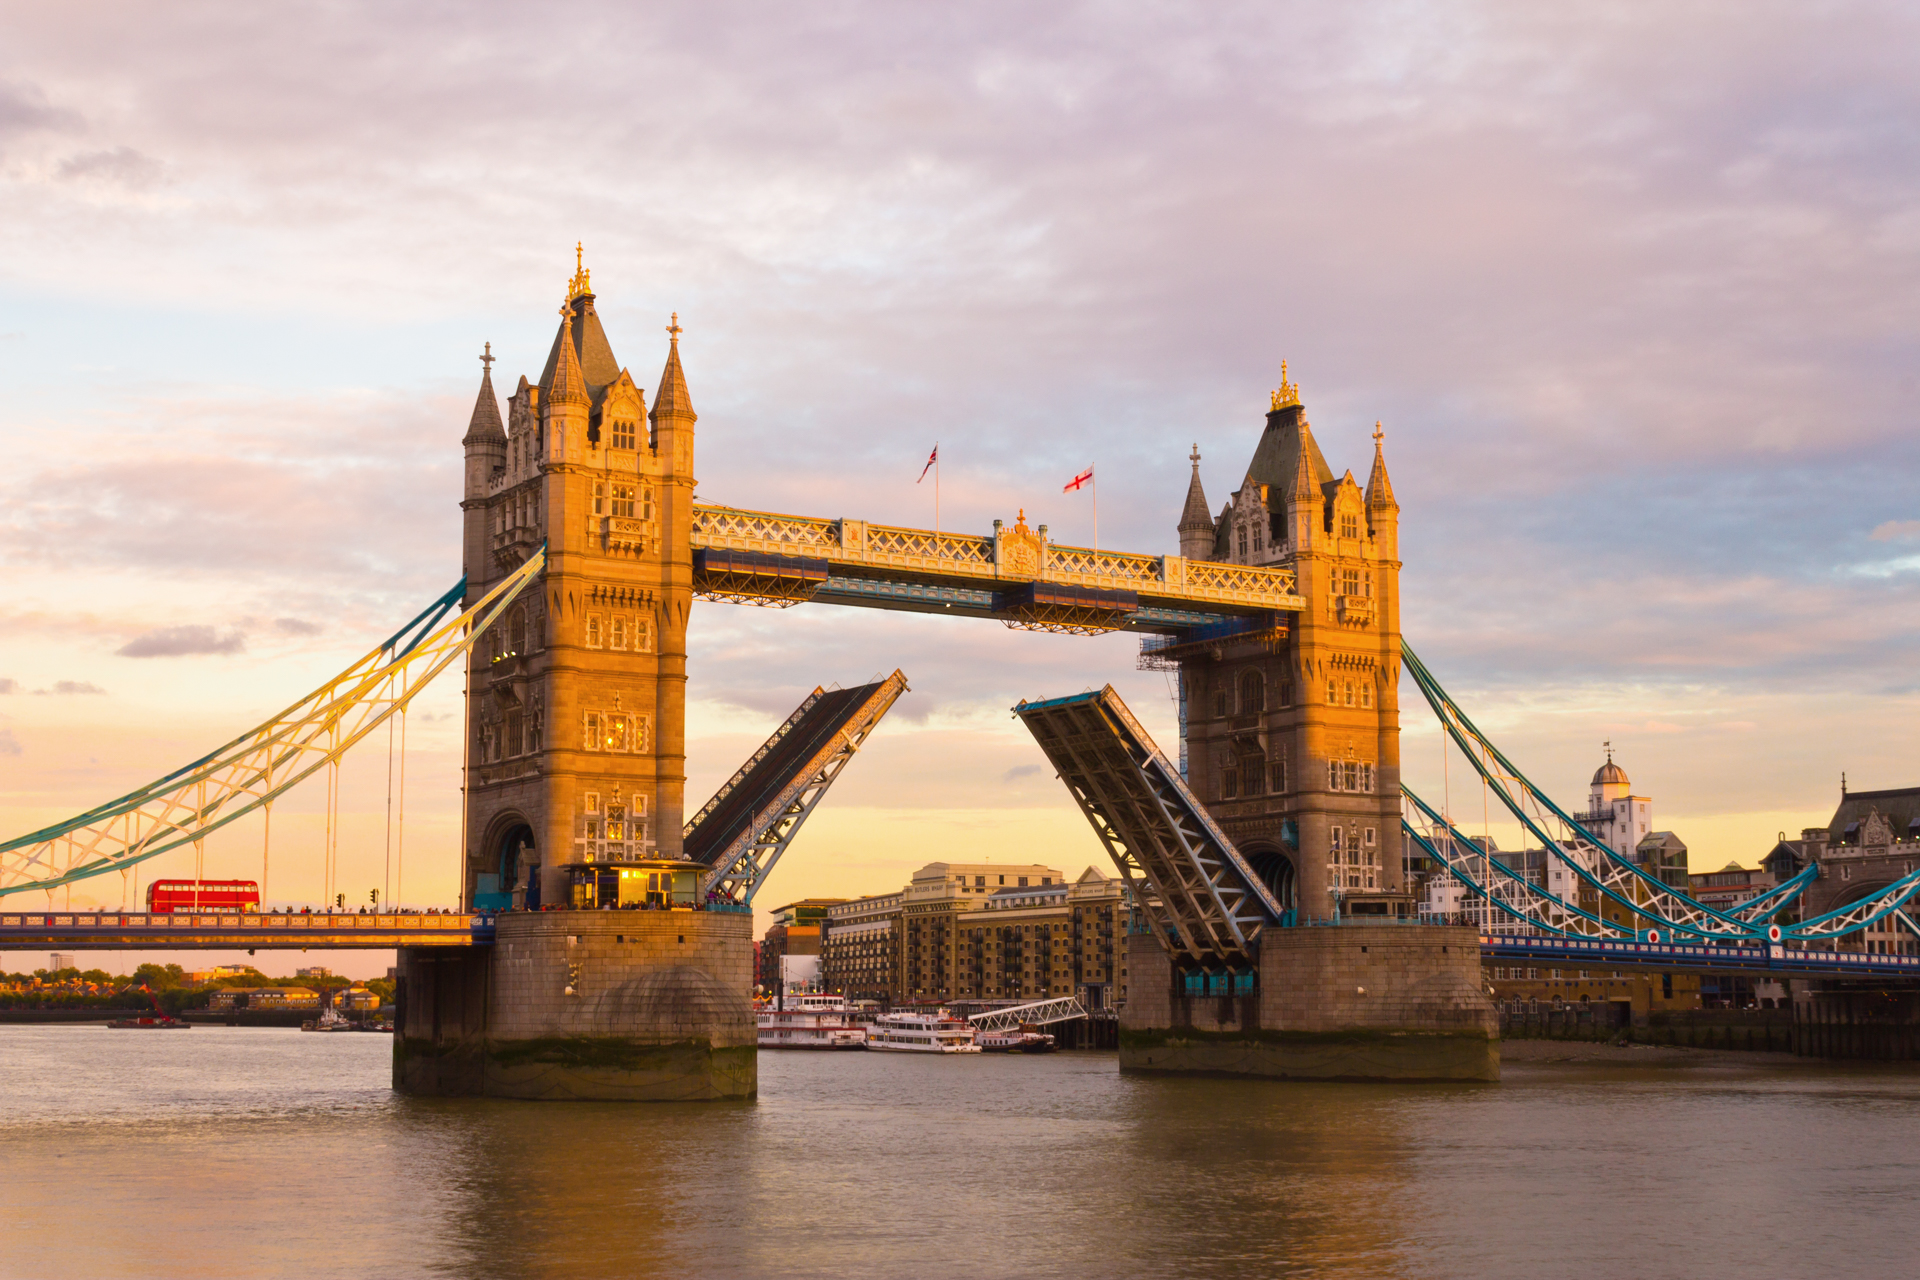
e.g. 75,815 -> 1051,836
2,1028 -> 1917,1278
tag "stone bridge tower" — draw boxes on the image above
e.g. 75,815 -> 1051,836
458,253 -> 697,911
1174,367 -> 1407,922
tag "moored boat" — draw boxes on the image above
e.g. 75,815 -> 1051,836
977,1027 -> 1056,1053
758,993 -> 868,1049
867,1009 -> 981,1053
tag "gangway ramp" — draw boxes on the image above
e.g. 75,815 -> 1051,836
687,671 -> 909,904
1013,685 -> 1284,969
968,996 -> 1086,1033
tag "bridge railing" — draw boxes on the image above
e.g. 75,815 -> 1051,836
692,504 -> 1302,610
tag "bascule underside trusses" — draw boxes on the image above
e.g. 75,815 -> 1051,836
1014,685 -> 1284,970
685,671 -> 910,905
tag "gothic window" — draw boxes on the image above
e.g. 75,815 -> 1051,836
586,614 -> 602,648
613,483 -> 637,518
1326,678 -> 1337,705
608,713 -> 632,753
1360,680 -> 1373,709
1364,826 -> 1377,849
1344,761 -> 1359,791
583,711 -> 603,751
1220,753 -> 1238,800
1340,512 -> 1359,539
592,482 -> 607,517
504,711 -> 522,757
611,420 -> 636,450
1279,680 -> 1293,707
1213,688 -> 1228,719
1271,753 -> 1287,793
507,606 -> 525,655
1329,760 -> 1341,790
584,791 -> 600,815
1331,826 -> 1344,854
634,617 -> 653,653
606,804 -> 626,842
1340,567 -> 1362,596
1361,763 -> 1375,791
1237,527 -> 1248,557
1239,744 -> 1266,796
611,616 -> 627,650
1238,670 -> 1264,715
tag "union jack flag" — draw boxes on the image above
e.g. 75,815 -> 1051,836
918,445 -> 938,483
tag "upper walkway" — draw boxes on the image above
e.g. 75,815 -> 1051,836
0,910 -> 495,950
690,504 -> 1304,634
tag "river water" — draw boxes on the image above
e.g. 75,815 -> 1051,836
2,1028 -> 1917,1278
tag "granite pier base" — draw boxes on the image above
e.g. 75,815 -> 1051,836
1120,925 -> 1500,1082
393,910 -> 755,1100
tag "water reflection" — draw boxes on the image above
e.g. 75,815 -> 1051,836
4,1030 -> 1920,1279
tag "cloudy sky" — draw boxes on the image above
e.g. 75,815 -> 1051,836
3,2 -> 1917,969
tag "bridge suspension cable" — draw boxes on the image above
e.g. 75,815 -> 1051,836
1400,641 -> 1920,946
0,550 -> 546,900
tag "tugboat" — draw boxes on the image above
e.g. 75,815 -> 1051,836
301,1005 -> 356,1033
976,1026 -> 1056,1053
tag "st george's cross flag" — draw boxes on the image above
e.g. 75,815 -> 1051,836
918,444 -> 939,483
1063,466 -> 1093,493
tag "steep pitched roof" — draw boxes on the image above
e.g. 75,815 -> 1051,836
1827,786 -> 1920,841
461,354 -> 505,445
539,296 -> 622,408
1366,424 -> 1397,510
1245,404 -> 1334,499
1179,445 -> 1212,532
546,303 -> 591,408
652,314 -> 694,419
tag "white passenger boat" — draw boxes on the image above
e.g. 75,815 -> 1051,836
866,1009 -> 981,1053
758,993 -> 868,1049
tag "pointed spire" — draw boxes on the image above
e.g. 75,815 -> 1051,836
462,342 -> 506,445
1179,444 -> 1212,532
1292,417 -> 1322,504
548,302 -> 590,408
651,312 -> 695,420
1366,420 -> 1398,511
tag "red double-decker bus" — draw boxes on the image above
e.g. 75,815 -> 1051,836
146,879 -> 260,914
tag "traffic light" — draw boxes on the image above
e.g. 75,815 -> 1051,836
335,893 -> 344,909
369,889 -> 379,906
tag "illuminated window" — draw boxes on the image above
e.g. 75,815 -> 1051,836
585,614 -> 602,648
583,711 -> 602,751
613,483 -> 636,518
584,792 -> 601,815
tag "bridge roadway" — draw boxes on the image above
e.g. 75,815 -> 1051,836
1481,931 -> 1920,981
0,910 -> 499,951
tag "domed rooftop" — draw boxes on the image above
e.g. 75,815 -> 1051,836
1592,749 -> 1628,788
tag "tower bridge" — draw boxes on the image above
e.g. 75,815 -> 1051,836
7,253 -> 1919,1095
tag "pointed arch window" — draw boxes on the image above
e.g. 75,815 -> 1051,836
1238,670 -> 1264,716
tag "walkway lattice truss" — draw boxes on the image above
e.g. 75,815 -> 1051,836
692,671 -> 910,904
1014,686 -> 1284,969
1400,642 -> 1920,945
0,552 -> 548,899
967,996 -> 1087,1032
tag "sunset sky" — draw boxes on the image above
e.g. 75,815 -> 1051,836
3,3 -> 1918,976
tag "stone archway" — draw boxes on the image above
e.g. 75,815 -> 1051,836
1242,841 -> 1297,916
491,819 -> 538,909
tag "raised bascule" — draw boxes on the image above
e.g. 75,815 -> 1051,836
9,251 -> 1920,1095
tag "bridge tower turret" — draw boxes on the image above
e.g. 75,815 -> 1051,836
1176,368 -> 1409,923
458,252 -> 700,911
460,345 -> 506,591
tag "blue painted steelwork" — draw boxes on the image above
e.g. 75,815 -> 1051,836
1480,932 -> 1920,979
0,908 -> 496,950
1406,641 -> 1920,950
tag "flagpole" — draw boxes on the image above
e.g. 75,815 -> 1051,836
1092,467 -> 1097,559
935,447 -> 941,546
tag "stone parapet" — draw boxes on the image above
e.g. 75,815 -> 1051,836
394,909 -> 755,1100
1118,925 -> 1499,1082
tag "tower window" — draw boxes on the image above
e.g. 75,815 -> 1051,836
1237,528 -> 1248,557
585,614 -> 603,648
1340,512 -> 1359,539
1238,670 -> 1264,715
634,617 -> 653,653
1360,682 -> 1372,709
610,617 -> 627,651
612,484 -> 636,518
592,482 -> 606,517
611,420 -> 636,450
1326,678 -> 1336,705
1340,567 -> 1362,597
1344,681 -> 1355,707
643,487 -> 655,521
